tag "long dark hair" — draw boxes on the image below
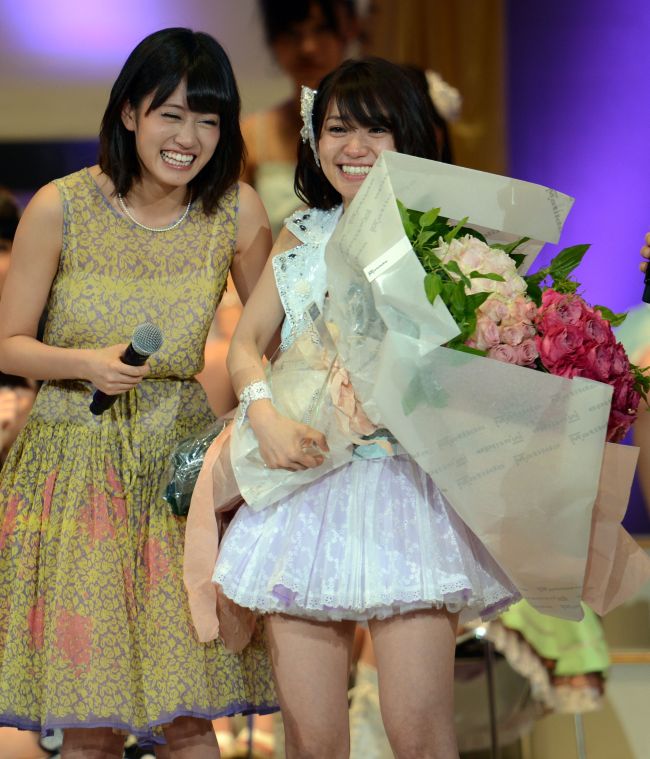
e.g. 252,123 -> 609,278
99,28 -> 243,215
296,58 -> 441,209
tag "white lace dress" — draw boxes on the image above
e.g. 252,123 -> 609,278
213,208 -> 520,623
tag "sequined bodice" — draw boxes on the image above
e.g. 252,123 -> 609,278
272,206 -> 342,348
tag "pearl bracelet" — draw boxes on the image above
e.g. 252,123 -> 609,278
237,380 -> 272,427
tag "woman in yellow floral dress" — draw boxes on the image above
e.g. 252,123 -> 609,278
0,28 -> 276,757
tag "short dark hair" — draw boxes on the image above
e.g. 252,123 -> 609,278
259,0 -> 356,44
296,57 -> 441,210
99,28 -> 243,215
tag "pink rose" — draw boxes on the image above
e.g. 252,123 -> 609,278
473,315 -> 500,350
611,343 -> 629,377
607,409 -> 635,443
555,297 -> 585,325
500,323 -> 527,347
537,325 -> 583,367
487,344 -> 518,364
584,314 -> 611,345
508,296 -> 537,324
579,344 -> 614,381
540,289 -> 564,308
481,298 -> 509,324
516,339 -> 539,366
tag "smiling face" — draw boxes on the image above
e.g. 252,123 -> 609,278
317,100 -> 396,208
121,79 -> 220,192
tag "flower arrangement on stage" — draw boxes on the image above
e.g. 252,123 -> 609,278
399,201 -> 650,442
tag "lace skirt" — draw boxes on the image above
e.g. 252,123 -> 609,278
214,455 -> 520,624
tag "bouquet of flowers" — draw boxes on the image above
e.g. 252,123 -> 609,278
398,201 -> 649,442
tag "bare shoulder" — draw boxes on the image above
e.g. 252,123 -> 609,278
22,182 -> 63,224
237,181 -> 270,229
238,180 -> 263,209
272,224 -> 302,257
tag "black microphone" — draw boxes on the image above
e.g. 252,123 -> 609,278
89,322 -> 164,415
644,265 -> 650,304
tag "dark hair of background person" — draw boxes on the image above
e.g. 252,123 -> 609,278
258,0 -> 356,44
0,188 -> 32,389
0,187 -> 20,250
401,65 -> 455,165
296,57 -> 440,210
99,27 -> 244,215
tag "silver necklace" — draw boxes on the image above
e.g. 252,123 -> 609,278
117,193 -> 192,233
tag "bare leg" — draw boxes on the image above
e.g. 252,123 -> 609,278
0,728 -> 49,759
266,614 -> 356,759
61,728 -> 124,759
162,716 -> 219,758
369,608 -> 459,759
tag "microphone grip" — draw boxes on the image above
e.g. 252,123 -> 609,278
89,344 -> 149,416
643,265 -> 650,304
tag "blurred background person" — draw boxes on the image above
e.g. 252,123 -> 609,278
241,0 -> 360,237
0,187 -> 37,467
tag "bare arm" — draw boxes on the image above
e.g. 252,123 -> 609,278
0,182 -> 149,394
641,231 -> 650,272
240,114 -> 258,186
227,223 -> 328,470
230,182 -> 272,305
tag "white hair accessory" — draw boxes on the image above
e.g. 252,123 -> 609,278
300,85 -> 320,166
425,70 -> 462,122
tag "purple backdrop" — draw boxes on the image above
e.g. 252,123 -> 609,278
506,1 -> 650,531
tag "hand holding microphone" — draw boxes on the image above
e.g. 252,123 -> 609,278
89,323 -> 164,415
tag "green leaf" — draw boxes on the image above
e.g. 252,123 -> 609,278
509,252 -> 527,268
549,244 -> 590,281
449,281 -> 467,313
466,292 -> 491,310
424,273 -> 443,304
492,236 -> 530,255
444,216 -> 469,243
525,279 -> 543,306
468,271 -> 505,282
594,305 -> 628,327
419,207 -> 441,229
397,199 -> 415,239
443,260 -> 471,287
414,230 -> 436,250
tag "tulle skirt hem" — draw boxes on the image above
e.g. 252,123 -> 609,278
214,455 -> 521,625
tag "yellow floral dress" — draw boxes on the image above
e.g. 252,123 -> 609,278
0,169 -> 276,742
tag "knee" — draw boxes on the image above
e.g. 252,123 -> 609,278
284,722 -> 349,759
61,728 -> 124,758
384,724 -> 458,759
163,716 -> 216,752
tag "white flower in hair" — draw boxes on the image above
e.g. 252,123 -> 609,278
425,70 -> 462,122
300,85 -> 320,166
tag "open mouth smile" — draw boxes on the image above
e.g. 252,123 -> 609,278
161,150 -> 195,168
